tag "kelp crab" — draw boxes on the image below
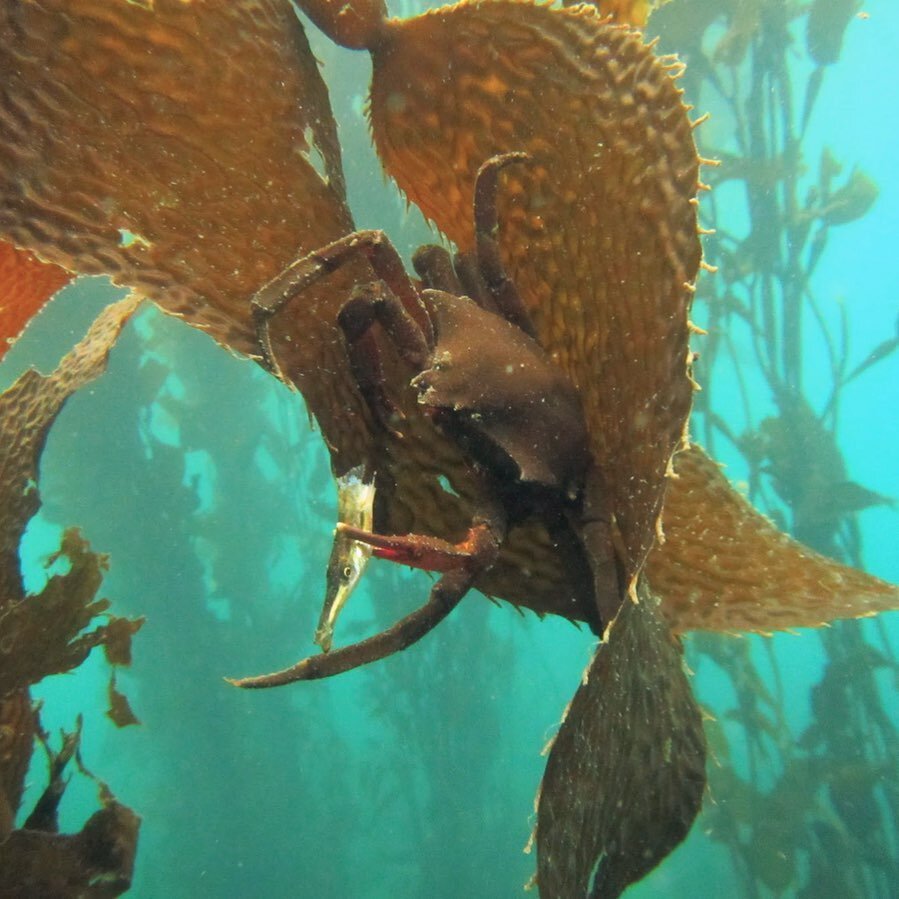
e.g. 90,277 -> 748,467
1,0 -> 898,896
230,153 -> 621,686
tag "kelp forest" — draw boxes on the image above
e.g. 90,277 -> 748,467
0,0 -> 896,897
649,0 -> 898,896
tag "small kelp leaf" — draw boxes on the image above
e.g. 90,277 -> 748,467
0,0 -> 372,471
807,0 -> 861,67
799,479 -> 893,522
0,241 -> 72,361
106,674 -> 141,729
844,323 -> 899,384
748,393 -> 884,550
536,588 -> 706,897
0,530 -> 145,699
354,0 -> 701,583
102,616 -> 145,668
708,150 -> 792,189
647,446 -> 899,633
821,168 -> 878,226
23,716 -> 83,833
712,3 -> 762,68
0,790 -> 139,897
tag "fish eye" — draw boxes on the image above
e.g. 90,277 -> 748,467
342,565 -> 353,579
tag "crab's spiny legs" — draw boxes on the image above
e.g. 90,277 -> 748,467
412,244 -> 464,295
228,508 -> 506,687
451,249 -> 503,317
473,153 -> 537,338
228,567 -> 471,686
337,280 -> 430,434
250,229 -> 433,379
338,521 -> 489,573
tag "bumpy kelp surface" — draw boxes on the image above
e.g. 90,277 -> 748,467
0,0 -> 547,626
0,242 -> 71,361
649,445 -> 899,633
365,0 -> 702,583
0,0 -> 372,470
0,295 -> 143,894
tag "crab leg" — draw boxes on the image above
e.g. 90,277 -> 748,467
412,244 -> 464,295
228,566 -> 476,687
227,504 -> 506,688
336,280 -> 431,435
337,520 -> 492,573
250,228 -> 433,380
473,152 -> 537,338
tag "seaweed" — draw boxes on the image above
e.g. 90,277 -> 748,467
0,0 -> 895,894
0,296 -> 143,896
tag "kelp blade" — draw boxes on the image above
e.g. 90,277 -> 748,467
0,295 -> 143,892
0,0 -> 372,471
649,446 -> 899,633
537,586 -> 706,897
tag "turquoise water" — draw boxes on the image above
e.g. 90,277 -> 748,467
2,1 -> 897,896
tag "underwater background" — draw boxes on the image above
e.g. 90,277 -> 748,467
1,0 -> 897,896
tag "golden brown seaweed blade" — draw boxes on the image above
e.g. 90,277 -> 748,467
0,0 -> 595,628
537,587 -> 706,898
364,0 -> 701,582
649,445 -> 899,633
316,3 -> 710,893
0,0 -> 371,471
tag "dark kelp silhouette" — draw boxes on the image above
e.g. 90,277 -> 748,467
0,296 -> 143,895
0,1 -> 896,896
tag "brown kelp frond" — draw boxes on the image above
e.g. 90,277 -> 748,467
0,0 -> 371,471
0,529 -> 138,697
537,587 -> 706,898
648,445 -> 899,634
0,295 -> 143,888
0,291 -> 144,692
0,241 -> 72,362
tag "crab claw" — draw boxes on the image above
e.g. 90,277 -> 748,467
336,522 -> 490,573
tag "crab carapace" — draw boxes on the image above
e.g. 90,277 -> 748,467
228,153 -> 620,688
